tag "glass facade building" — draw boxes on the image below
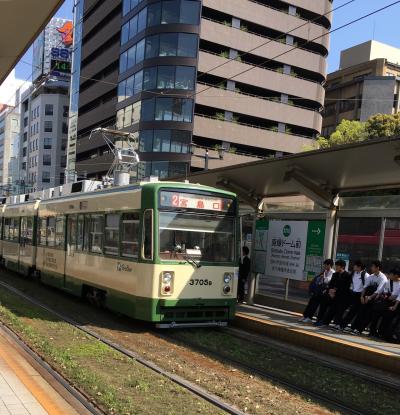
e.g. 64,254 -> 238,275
117,0 -> 201,179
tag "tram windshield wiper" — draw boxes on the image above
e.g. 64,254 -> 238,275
174,245 -> 202,268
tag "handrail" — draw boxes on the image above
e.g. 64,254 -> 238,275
198,49 -> 324,86
247,0 -> 330,30
201,16 -> 325,58
191,143 -> 266,160
194,113 -> 314,140
196,81 -> 321,112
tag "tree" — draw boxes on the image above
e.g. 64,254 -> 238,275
328,119 -> 367,146
365,113 -> 400,138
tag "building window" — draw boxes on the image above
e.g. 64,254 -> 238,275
23,132 -> 27,142
139,129 -> 191,153
22,147 -> 27,157
63,106 -> 69,117
45,104 -> 53,116
42,171 -> 51,183
62,122 -> 68,134
44,137 -> 52,149
43,154 -> 51,166
23,117 -> 28,127
44,121 -> 53,132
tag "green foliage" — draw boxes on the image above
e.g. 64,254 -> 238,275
365,113 -> 400,138
328,119 -> 367,146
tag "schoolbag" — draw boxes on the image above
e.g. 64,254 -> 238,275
350,270 -> 367,285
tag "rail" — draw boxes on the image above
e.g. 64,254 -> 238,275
198,48 -> 324,86
196,81 -> 321,112
194,113 -> 315,140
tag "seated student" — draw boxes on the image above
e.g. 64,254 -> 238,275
340,260 -> 369,330
350,260 -> 388,335
314,259 -> 351,327
374,268 -> 400,341
299,259 -> 334,323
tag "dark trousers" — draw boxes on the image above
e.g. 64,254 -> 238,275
237,277 -> 246,302
368,300 -> 391,335
351,301 -> 375,332
378,307 -> 400,341
303,294 -> 324,319
341,291 -> 362,328
316,293 -> 332,322
322,296 -> 349,326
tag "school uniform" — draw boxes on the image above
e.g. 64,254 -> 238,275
302,269 -> 333,319
351,272 -> 388,333
376,280 -> 400,340
320,270 -> 352,326
340,270 -> 369,329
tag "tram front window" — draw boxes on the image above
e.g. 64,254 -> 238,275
159,212 -> 234,263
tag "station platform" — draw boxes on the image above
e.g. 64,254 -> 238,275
0,327 -> 83,415
235,304 -> 400,376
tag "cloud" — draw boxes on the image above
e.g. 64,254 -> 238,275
0,70 -> 30,106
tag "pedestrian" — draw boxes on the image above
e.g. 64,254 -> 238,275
340,260 -> 369,330
315,259 -> 351,328
351,260 -> 388,335
237,246 -> 250,303
299,259 -> 334,323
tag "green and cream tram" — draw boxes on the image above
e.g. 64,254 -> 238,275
0,182 -> 238,326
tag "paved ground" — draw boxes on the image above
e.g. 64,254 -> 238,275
237,303 -> 400,356
0,331 -> 79,415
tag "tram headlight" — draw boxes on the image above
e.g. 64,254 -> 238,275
223,273 -> 232,284
161,271 -> 174,296
162,272 -> 173,284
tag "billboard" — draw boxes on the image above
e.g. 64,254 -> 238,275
32,18 -> 73,82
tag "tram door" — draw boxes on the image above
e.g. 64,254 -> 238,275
65,215 -> 77,288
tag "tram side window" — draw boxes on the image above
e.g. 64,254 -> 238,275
3,218 -> 11,240
104,214 -> 120,256
20,217 -> 27,245
68,216 -> 77,250
10,218 -> 19,242
77,215 -> 85,251
89,215 -> 104,254
55,216 -> 65,248
47,217 -> 56,247
26,217 -> 34,245
143,210 -> 153,260
39,218 -> 47,245
121,212 -> 140,258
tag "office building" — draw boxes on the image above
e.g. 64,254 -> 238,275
69,0 -> 332,179
323,40 -> 400,137
0,105 -> 20,195
18,80 -> 69,192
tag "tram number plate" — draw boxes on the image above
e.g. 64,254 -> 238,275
189,279 -> 212,286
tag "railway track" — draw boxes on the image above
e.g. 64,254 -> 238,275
0,279 -> 244,415
0,277 -> 396,415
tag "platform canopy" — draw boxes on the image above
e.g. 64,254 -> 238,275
187,137 -> 400,210
0,0 -> 64,84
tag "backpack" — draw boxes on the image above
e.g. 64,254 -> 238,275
309,274 -> 328,296
350,270 -> 367,285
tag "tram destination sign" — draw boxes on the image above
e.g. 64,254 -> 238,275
160,191 -> 233,212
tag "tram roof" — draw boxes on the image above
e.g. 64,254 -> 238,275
186,137 -> 400,209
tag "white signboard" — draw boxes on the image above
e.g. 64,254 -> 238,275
265,220 -> 308,281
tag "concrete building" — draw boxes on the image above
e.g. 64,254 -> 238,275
19,80 -> 69,192
0,106 -> 20,195
322,40 -> 400,137
68,0 -> 332,180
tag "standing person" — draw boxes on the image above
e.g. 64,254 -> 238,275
299,259 -> 334,323
237,246 -> 251,303
315,259 -> 352,328
340,260 -> 369,330
351,260 -> 388,335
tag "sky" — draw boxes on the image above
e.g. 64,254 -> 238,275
8,0 -> 400,82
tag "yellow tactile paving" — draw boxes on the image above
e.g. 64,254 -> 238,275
0,334 -> 79,415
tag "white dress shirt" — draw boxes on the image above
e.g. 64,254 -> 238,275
352,271 -> 369,293
384,279 -> 400,301
322,268 -> 334,284
364,271 -> 388,294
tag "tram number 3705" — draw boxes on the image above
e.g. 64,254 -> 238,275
188,279 -> 212,286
